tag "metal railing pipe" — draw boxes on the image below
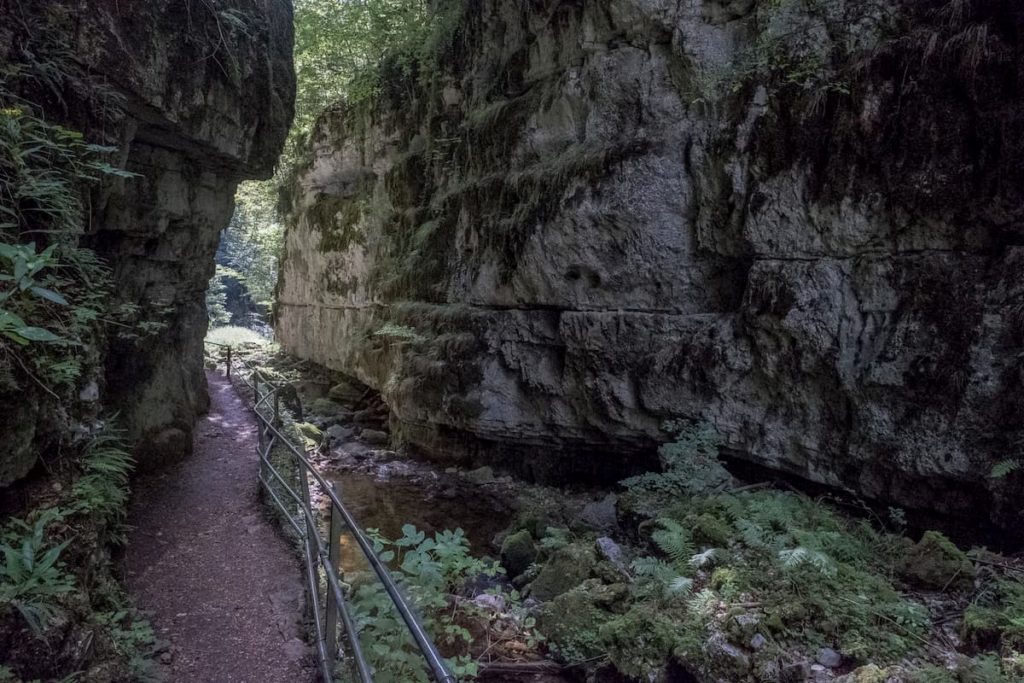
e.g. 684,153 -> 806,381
207,342 -> 458,683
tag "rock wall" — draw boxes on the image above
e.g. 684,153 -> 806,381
276,0 -> 1024,528
0,0 -> 294,473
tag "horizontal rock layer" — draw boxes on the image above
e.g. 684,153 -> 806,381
276,0 -> 1024,529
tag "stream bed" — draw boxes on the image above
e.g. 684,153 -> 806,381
311,438 -> 576,683
322,450 -> 513,574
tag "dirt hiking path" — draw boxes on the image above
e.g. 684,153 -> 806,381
126,371 -> 310,682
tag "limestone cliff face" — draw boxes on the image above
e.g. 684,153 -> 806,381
276,0 -> 1024,528
0,0 -> 294,475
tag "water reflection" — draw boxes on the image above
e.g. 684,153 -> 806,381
326,466 -> 508,574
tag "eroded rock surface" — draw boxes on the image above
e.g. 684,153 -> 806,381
0,0 -> 294,473
276,0 -> 1024,529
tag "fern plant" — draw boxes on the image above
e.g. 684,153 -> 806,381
651,518 -> 695,567
0,508 -> 74,635
989,459 -> 1020,479
778,546 -> 837,577
621,422 -> 732,513
537,527 -> 571,554
71,426 -> 135,537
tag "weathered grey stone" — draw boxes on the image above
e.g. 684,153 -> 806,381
576,494 -> 619,532
326,425 -> 355,443
464,466 -> 496,484
359,428 -> 389,446
0,0 -> 295,479
817,648 -> 842,668
595,536 -> 626,572
0,397 -> 39,486
328,378 -> 367,407
702,632 -> 751,678
275,0 -> 1024,530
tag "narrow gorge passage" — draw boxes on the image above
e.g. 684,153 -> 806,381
125,372 -> 310,682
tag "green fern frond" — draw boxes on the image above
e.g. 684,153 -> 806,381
652,518 -> 695,567
990,459 -> 1020,479
778,546 -> 837,577
689,548 -> 721,569
538,527 -> 571,552
668,576 -> 694,595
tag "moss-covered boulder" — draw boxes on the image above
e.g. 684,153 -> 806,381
308,398 -> 347,419
536,582 -> 624,664
961,579 -> 1024,652
500,530 -> 537,578
294,422 -> 323,448
838,664 -> 890,683
528,542 -> 596,601
328,378 -> 366,407
899,531 -> 975,590
599,603 -> 684,679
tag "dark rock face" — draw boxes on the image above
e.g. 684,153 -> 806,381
0,0 -> 294,471
275,0 -> 1024,528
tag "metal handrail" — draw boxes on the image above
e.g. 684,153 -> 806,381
203,341 -> 457,683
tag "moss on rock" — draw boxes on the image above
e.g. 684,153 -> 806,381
899,531 -> 975,590
499,529 -> 537,578
528,542 -> 596,601
536,581 -> 624,665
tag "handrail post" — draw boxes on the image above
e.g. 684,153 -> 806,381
274,392 -> 282,427
297,453 -> 319,627
226,346 -> 232,378
325,485 -> 343,668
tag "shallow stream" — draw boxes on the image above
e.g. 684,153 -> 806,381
323,453 -> 512,574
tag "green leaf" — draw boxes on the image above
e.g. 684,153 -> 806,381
0,309 -> 27,328
15,326 -> 62,343
30,286 -> 68,306
2,329 -> 29,346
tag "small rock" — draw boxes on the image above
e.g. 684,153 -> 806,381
353,408 -> 378,424
754,658 -> 782,683
360,429 -> 389,445
702,632 -> 751,678
782,661 -> 812,682
462,572 -> 504,596
817,647 -> 842,668
464,466 -> 495,484
473,593 -> 506,612
159,652 -> 172,665
328,379 -> 366,407
326,424 -> 354,442
445,467 -> 458,474
595,537 -> 626,571
576,494 -> 618,532
79,381 -> 99,402
729,612 -> 761,640
749,633 -> 768,650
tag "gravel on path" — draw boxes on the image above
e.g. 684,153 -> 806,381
126,370 -> 311,682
